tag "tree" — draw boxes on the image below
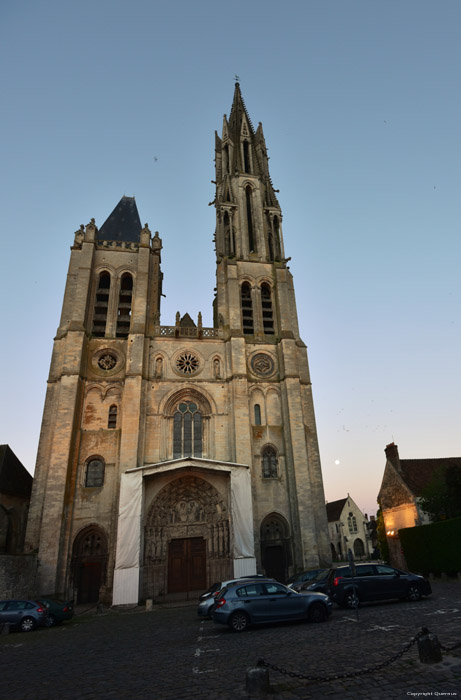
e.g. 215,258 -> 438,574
419,465 -> 461,522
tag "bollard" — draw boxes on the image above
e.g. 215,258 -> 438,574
246,667 -> 269,696
418,627 -> 443,664
146,599 -> 153,611
0,623 -> 10,635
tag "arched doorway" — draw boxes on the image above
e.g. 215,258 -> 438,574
143,475 -> 231,599
353,538 -> 365,559
260,513 -> 291,583
71,525 -> 108,604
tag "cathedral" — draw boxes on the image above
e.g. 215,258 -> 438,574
25,84 -> 331,605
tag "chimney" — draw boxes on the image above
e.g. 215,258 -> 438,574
385,442 -> 401,473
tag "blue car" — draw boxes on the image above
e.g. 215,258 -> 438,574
0,599 -> 48,632
212,580 -> 332,632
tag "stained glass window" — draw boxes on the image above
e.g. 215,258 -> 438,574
173,401 -> 202,459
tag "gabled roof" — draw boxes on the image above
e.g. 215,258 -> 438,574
97,196 -> 142,243
0,445 -> 33,498
400,457 -> 461,497
326,498 -> 347,522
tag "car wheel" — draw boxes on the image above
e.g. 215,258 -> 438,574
45,614 -> 57,627
229,611 -> 249,632
343,590 -> 360,609
20,616 -> 36,632
307,602 -> 328,623
407,585 -> 422,602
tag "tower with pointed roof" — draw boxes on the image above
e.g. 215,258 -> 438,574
25,85 -> 330,605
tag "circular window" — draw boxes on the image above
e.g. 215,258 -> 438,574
250,352 -> 275,377
98,354 -> 117,371
176,351 -> 199,375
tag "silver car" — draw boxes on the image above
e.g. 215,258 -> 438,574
0,599 -> 48,632
212,580 -> 332,632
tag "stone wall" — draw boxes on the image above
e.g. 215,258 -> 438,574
0,554 -> 38,598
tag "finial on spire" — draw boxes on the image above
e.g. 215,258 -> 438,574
234,74 -> 240,84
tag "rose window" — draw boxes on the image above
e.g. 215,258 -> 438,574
176,352 -> 199,375
98,354 -> 117,371
251,353 -> 275,377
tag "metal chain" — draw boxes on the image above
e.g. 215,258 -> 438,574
258,629 -> 426,683
440,640 -> 461,652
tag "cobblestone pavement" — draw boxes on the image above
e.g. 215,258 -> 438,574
1,581 -> 460,700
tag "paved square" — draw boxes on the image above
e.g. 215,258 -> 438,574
2,581 -> 460,699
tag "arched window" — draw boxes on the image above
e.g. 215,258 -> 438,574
243,141 -> 251,173
108,405 -> 117,429
273,216 -> 281,258
224,144 -> 230,173
223,212 -> 234,256
245,186 -> 255,252
254,404 -> 261,426
262,446 -> 278,478
116,273 -> 133,338
261,283 -> 274,335
92,272 -> 111,337
348,513 -> 358,533
85,458 -> 105,488
173,401 -> 202,459
241,282 -> 254,335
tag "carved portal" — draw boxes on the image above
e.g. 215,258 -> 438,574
143,475 -> 232,598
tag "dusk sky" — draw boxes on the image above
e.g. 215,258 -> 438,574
1,0 -> 460,518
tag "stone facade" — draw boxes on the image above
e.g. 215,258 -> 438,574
378,443 -> 461,569
326,496 -> 371,561
25,84 -> 331,604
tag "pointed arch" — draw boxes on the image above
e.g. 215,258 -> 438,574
245,186 -> 256,252
260,512 -> 291,582
240,282 -> 254,335
262,444 -> 278,478
71,524 -> 108,604
116,272 -> 133,338
92,271 -> 111,337
260,282 -> 274,335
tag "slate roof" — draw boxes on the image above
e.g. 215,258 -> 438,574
399,457 -> 461,497
97,196 -> 142,243
0,445 -> 33,498
326,498 -> 347,522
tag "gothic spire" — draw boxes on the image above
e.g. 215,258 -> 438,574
228,82 -> 255,137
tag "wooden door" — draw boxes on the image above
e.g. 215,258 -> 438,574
168,537 -> 206,593
78,562 -> 102,603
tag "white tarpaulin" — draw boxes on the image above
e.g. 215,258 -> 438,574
112,458 -> 256,604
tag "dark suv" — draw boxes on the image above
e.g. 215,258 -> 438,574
327,563 -> 432,608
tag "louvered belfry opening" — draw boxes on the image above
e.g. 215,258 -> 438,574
261,283 -> 274,335
92,272 -> 111,337
241,282 -> 254,335
116,273 -> 133,338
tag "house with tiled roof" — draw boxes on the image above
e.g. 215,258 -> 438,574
0,445 -> 32,554
378,442 -> 461,568
326,495 -> 372,561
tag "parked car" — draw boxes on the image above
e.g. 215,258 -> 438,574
296,569 -> 330,594
286,568 -> 329,591
38,598 -> 74,627
198,577 -> 274,618
0,599 -> 48,632
212,580 -> 332,632
326,563 -> 432,608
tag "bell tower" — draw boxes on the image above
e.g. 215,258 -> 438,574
213,83 -> 330,575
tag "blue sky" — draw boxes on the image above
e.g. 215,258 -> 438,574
1,0 -> 460,518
